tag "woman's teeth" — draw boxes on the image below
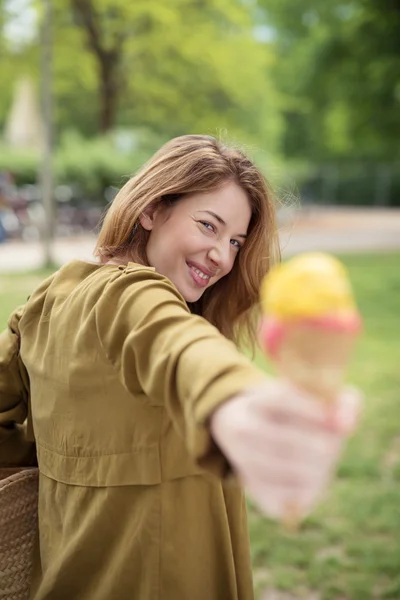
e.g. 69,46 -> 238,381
190,266 -> 210,280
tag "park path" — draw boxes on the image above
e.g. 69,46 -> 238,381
0,206 -> 399,273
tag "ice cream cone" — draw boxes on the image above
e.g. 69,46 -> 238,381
282,499 -> 301,533
259,253 -> 362,530
269,318 -> 360,404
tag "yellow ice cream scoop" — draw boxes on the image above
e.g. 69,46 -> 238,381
261,253 -> 357,321
259,252 -> 362,399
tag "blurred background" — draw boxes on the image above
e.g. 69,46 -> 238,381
0,2 -> 400,599
0,0 -> 399,266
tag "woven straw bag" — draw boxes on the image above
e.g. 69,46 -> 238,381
0,468 -> 39,600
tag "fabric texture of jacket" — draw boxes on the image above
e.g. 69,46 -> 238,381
0,260 -> 266,600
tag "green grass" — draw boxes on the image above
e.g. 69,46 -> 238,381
1,253 -> 400,599
0,270 -> 55,326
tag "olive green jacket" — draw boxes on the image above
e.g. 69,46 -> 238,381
0,261 -> 266,600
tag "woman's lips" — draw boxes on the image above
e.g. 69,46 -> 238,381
187,263 -> 211,288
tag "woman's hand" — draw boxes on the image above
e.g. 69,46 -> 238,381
210,379 -> 361,522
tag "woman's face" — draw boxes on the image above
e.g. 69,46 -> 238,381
140,180 -> 252,302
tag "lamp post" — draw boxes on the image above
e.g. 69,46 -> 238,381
40,0 -> 54,267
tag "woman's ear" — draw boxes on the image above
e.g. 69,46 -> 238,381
139,211 -> 153,231
139,204 -> 160,231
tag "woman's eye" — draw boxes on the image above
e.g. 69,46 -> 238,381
230,239 -> 241,249
200,221 -> 216,232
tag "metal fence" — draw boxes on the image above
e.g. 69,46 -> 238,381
287,163 -> 400,207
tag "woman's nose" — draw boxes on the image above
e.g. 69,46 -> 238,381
207,242 -> 231,272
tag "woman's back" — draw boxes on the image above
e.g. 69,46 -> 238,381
17,259 -> 259,600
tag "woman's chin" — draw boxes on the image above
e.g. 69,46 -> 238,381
182,289 -> 204,303
173,273 -> 207,303
178,282 -> 207,303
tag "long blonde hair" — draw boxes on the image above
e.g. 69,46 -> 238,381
95,134 -> 280,350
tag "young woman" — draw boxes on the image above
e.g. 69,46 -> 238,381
0,135 -> 357,600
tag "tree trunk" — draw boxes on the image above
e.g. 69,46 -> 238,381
70,0 -> 123,133
98,52 -> 119,132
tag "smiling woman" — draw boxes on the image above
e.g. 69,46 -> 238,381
0,134 -> 356,600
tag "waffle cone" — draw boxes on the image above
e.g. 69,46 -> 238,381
274,322 -> 358,403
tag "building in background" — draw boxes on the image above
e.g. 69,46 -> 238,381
3,77 -> 44,151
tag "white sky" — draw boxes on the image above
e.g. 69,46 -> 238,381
3,0 -> 38,47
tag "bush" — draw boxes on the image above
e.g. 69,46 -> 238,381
0,147 -> 39,186
1,135 -> 399,207
0,129 -> 168,205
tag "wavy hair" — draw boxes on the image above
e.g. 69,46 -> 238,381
95,134 -> 280,350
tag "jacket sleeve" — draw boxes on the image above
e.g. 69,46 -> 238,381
96,265 -> 267,477
0,306 -> 36,467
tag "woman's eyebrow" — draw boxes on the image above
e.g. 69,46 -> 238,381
197,210 -> 247,239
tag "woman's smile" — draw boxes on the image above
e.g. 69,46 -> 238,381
187,262 -> 212,288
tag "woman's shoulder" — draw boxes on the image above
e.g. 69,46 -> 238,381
21,259 -> 188,329
100,261 -> 187,304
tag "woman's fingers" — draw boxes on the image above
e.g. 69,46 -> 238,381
240,435 -> 341,521
334,385 -> 363,434
234,419 -> 342,488
243,380 -> 339,433
210,378 -> 362,522
235,420 -> 343,470
243,462 -> 332,521
244,379 -> 362,436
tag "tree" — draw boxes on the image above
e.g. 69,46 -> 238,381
69,0 -> 128,132
48,0 -> 281,148
0,1 -> 282,153
257,0 -> 400,161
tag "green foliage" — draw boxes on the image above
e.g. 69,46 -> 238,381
0,145 -> 39,184
0,129 -> 166,202
53,129 -> 161,200
257,0 -> 400,162
0,0 -> 282,151
1,0 -> 398,204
